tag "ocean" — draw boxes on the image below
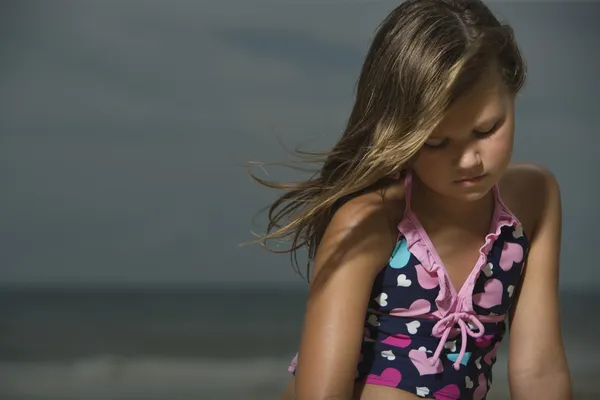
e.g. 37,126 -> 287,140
0,285 -> 598,400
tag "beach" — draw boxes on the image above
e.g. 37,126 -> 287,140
0,285 -> 597,399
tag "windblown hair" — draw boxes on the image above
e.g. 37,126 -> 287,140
250,0 -> 526,280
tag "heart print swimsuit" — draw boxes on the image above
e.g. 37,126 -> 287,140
288,170 -> 528,399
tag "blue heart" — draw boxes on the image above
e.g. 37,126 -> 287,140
447,352 -> 472,366
389,239 -> 410,269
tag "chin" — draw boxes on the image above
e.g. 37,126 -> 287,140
456,191 -> 491,203
452,183 -> 496,202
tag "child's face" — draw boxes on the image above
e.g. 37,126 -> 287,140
411,66 -> 515,202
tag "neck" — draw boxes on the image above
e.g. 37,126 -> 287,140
410,175 -> 495,224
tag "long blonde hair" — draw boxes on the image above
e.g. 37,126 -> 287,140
249,0 -> 526,280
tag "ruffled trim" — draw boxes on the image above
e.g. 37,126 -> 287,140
396,186 -> 523,317
480,184 -> 523,255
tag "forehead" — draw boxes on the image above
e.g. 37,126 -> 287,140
435,67 -> 511,134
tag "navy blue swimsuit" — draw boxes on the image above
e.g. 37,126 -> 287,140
289,171 -> 528,399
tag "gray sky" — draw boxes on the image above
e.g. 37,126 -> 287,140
1,1 -> 598,288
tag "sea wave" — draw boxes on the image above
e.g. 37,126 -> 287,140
0,356 -> 292,400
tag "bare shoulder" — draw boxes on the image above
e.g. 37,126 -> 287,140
332,179 -> 406,235
500,162 -> 559,195
311,181 -> 405,285
498,163 -> 561,239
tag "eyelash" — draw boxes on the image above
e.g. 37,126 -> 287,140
424,123 -> 499,150
474,124 -> 499,138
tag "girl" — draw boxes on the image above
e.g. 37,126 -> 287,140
251,0 -> 572,399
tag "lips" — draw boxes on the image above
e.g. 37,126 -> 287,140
456,174 -> 486,183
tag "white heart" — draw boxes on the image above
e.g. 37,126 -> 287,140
375,292 -> 388,306
482,262 -> 493,277
465,376 -> 474,389
475,357 -> 482,369
397,274 -> 412,287
367,314 -> 380,327
444,340 -> 456,352
507,285 -> 514,297
417,346 -> 432,353
381,349 -> 395,360
406,320 -> 420,334
513,224 -> 524,238
416,386 -> 430,397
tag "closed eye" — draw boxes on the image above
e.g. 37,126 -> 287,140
424,119 -> 502,149
473,122 -> 500,139
424,138 -> 449,149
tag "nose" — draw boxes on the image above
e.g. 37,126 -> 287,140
455,145 -> 482,170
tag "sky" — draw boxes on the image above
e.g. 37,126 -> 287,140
1,1 -> 598,289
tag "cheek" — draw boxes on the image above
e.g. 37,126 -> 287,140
485,127 -> 515,165
411,151 -> 449,182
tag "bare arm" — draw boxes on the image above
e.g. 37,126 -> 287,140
507,166 -> 572,399
294,195 -> 397,400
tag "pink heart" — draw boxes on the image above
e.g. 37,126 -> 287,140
475,334 -> 495,349
381,333 -> 411,348
409,349 -> 443,376
499,241 -> 523,271
473,373 -> 488,400
434,384 -> 460,399
473,279 -> 503,309
414,263 -> 439,289
484,341 -> 500,365
390,298 -> 431,317
365,367 -> 402,387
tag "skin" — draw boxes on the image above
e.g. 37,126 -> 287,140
281,66 -> 572,400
